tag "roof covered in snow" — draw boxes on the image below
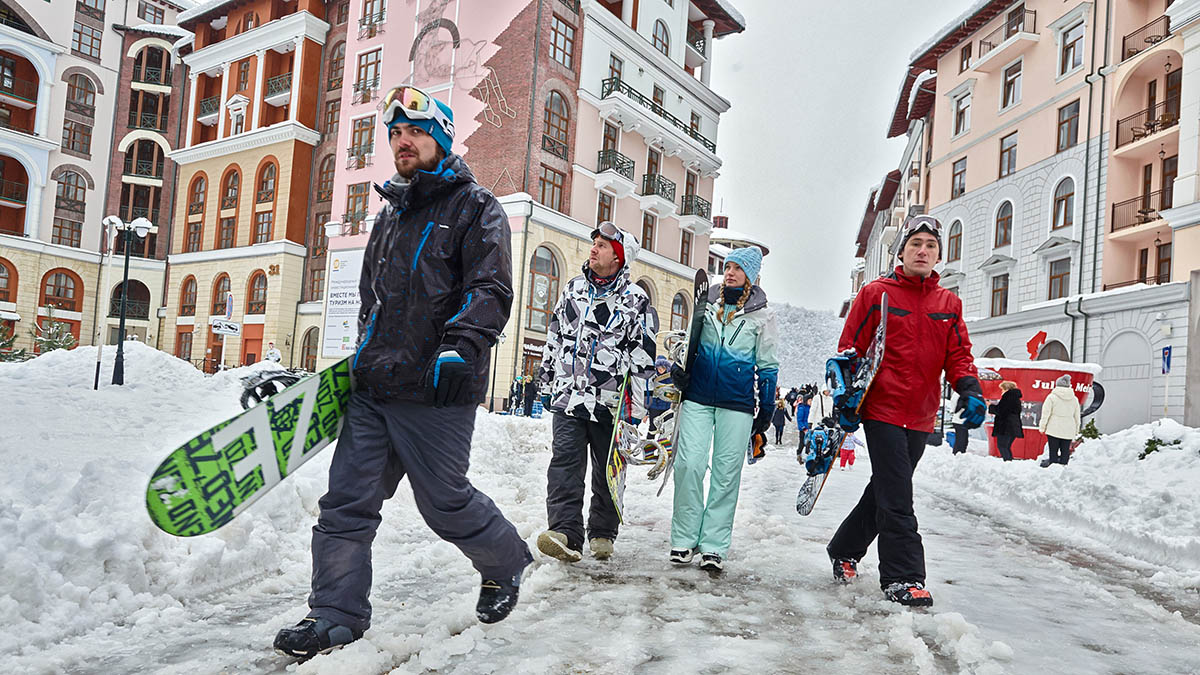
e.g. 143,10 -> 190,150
709,227 -> 769,255
974,357 -> 1103,376
117,23 -> 192,38
177,0 -> 242,25
693,0 -> 746,36
908,0 -> 1012,69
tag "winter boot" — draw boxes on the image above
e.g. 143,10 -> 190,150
831,557 -> 858,583
589,538 -> 614,560
536,530 -> 582,562
698,553 -> 724,572
476,571 -> 525,624
273,616 -> 362,660
669,547 -> 697,564
883,581 -> 933,607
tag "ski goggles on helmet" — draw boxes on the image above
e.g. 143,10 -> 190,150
380,85 -> 455,138
590,220 -> 623,243
894,214 -> 942,255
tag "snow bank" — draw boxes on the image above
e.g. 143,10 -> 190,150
772,303 -> 843,388
921,419 -> 1200,575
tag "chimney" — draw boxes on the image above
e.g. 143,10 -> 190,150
712,215 -> 729,229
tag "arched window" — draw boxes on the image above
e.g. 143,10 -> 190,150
247,271 -> 268,314
995,201 -> 1012,247
66,74 -> 96,109
1037,340 -> 1070,361
328,42 -> 346,89
211,274 -> 231,314
526,246 -> 560,332
42,270 -> 80,312
0,257 -> 16,302
187,174 -> 206,214
222,170 -> 240,209
257,163 -> 276,202
317,155 -> 336,201
1053,178 -> 1074,230
947,220 -> 962,262
652,20 -> 670,56
133,46 -> 170,85
180,276 -> 197,316
671,292 -> 689,331
126,139 -> 164,179
300,327 -> 319,372
242,11 -> 258,31
56,171 -> 86,210
982,347 -> 1005,358
543,91 -> 570,145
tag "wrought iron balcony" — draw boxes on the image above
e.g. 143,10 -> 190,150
346,145 -> 373,169
1116,98 -> 1180,148
124,205 -> 160,222
687,24 -> 706,54
0,178 -> 28,204
124,158 -> 164,179
541,134 -> 568,159
0,74 -> 36,103
265,72 -> 292,98
978,8 -> 1036,59
327,75 -> 343,91
600,78 -> 716,153
316,188 -> 332,202
597,149 -> 634,181
65,99 -> 95,118
221,194 -> 238,210
1122,15 -> 1171,62
128,111 -> 167,131
1112,189 -> 1172,232
256,188 -> 274,203
342,211 -> 368,228
641,173 -> 676,202
247,299 -> 266,314
187,201 -> 203,215
1103,272 -> 1171,291
197,96 -> 219,117
109,298 -> 150,320
680,194 -> 711,219
133,65 -> 171,86
358,11 -> 385,38
352,76 -> 381,101
55,196 -> 85,213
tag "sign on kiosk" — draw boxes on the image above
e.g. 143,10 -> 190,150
973,358 -> 1103,461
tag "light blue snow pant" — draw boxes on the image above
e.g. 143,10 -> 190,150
670,399 -> 753,556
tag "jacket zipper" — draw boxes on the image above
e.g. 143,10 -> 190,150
411,221 -> 435,272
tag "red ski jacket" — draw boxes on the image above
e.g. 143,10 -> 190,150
839,267 -> 978,433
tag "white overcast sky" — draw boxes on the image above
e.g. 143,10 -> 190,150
710,1 -> 967,312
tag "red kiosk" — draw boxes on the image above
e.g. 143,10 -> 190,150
972,358 -> 1102,460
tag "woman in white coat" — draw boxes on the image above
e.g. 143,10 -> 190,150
1038,374 -> 1081,466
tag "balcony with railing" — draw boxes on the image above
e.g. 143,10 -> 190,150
0,177 -> 28,205
346,145 -> 374,169
1111,189 -> 1172,233
1103,271 -> 1171,291
124,157 -> 164,180
256,187 -> 274,203
197,96 -> 220,125
1122,15 -> 1171,62
1115,98 -> 1180,149
55,195 -> 85,213
680,194 -> 711,220
594,149 -> 635,197
0,73 -> 36,107
123,205 -> 160,223
541,133 -> 568,160
600,78 -> 717,154
264,72 -> 292,107
685,24 -> 707,68
974,8 -> 1038,72
108,298 -> 150,320
358,11 -> 386,38
187,200 -> 203,215
132,65 -> 171,86
352,75 -> 381,103
342,211 -> 368,229
127,111 -> 167,131
640,173 -> 677,217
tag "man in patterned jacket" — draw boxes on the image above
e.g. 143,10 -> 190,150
536,221 -> 657,563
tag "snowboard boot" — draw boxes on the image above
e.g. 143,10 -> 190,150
831,557 -> 858,584
476,571 -> 524,624
536,530 -> 582,563
273,616 -> 362,660
698,553 -> 724,573
669,547 -> 697,564
883,581 -> 934,607
589,538 -> 614,560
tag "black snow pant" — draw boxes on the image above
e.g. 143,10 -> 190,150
774,422 -> 785,445
308,391 -> 532,633
951,424 -> 969,454
648,407 -> 666,433
546,412 -> 619,550
1047,436 -> 1071,465
827,419 -> 928,589
996,435 -> 1016,461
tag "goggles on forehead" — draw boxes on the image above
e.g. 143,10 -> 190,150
591,220 -> 622,243
380,85 -> 455,138
893,214 -> 942,255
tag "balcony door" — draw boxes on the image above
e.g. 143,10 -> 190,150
1137,247 -> 1149,283
1166,68 -> 1182,121
1163,154 -> 1178,208
647,148 -> 661,177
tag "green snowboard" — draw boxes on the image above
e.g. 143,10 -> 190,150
145,357 -> 354,537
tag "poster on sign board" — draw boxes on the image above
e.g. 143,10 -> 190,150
322,249 -> 366,358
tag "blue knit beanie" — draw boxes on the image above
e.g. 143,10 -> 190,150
724,246 -> 763,284
386,97 -> 455,156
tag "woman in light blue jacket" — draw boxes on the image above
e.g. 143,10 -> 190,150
668,246 -> 779,572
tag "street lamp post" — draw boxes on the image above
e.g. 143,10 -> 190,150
111,216 -> 152,385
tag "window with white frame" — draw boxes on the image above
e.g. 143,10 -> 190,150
1060,22 -> 1084,75
954,93 -> 971,136
1001,61 -> 1022,109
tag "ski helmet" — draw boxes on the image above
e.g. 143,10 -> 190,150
894,214 -> 942,258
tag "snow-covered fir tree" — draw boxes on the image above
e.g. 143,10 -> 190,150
0,323 -> 29,362
32,308 -> 77,354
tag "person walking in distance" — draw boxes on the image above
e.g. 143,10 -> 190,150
771,397 -> 792,445
264,341 -> 283,363
523,375 -> 538,417
1038,374 -> 1081,466
989,381 -> 1024,461
825,215 -> 986,607
668,247 -> 779,573
274,86 -> 531,659
536,221 -> 656,563
839,433 -> 864,470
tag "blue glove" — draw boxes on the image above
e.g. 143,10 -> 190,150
630,417 -> 642,425
540,394 -> 551,408
956,394 -> 986,428
424,349 -> 472,408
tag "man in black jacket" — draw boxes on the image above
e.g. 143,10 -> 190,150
275,86 -> 531,659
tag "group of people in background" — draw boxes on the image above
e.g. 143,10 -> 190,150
508,375 -> 540,417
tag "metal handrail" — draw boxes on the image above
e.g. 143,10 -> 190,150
126,158 -> 163,178
1115,98 -> 1180,148
558,0 -> 579,12
198,96 -> 220,116
55,196 -> 86,213
125,206 -> 160,222
109,298 -> 150,320
1122,15 -> 1171,61
76,2 -> 104,21
352,75 -> 380,94
265,72 -> 292,97
680,194 -> 711,219
0,74 -> 36,102
1111,189 -> 1172,232
187,201 -> 203,214
979,8 -> 1037,59
221,194 -> 238,209
128,111 -> 167,130
343,210 -> 368,224
327,76 -> 343,91
641,173 -> 676,202
597,149 -> 634,181
247,300 -> 266,314
542,134 -> 568,159
1103,272 -> 1171,291
600,78 -> 716,153
134,65 -> 171,85
0,178 -> 28,204
256,188 -> 274,203
316,188 -> 332,202
687,24 -> 706,54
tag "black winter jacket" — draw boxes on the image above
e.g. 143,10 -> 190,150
989,388 -> 1025,438
353,154 -> 512,402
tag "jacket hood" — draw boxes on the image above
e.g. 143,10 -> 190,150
707,284 -> 768,314
1048,386 -> 1075,402
374,153 -> 476,209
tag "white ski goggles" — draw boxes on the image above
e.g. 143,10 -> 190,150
591,220 -> 622,243
894,215 -> 942,254
380,85 -> 455,139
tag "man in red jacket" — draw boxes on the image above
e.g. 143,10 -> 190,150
826,215 -> 986,607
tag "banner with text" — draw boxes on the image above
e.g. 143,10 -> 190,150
322,248 -> 366,358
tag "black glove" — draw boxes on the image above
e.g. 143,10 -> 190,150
423,348 -> 473,407
752,408 -> 772,435
670,364 -> 691,394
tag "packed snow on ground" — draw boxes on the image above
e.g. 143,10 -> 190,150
3,343 -> 1200,674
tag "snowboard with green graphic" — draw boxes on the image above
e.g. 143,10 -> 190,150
145,358 -> 353,537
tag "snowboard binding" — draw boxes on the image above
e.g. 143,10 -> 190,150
800,424 -> 843,477
240,369 -> 305,410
